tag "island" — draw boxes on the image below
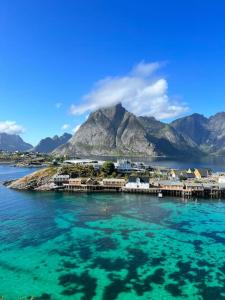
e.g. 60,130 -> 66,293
6,158 -> 225,199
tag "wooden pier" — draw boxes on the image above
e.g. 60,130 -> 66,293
54,177 -> 225,199
123,186 -> 225,199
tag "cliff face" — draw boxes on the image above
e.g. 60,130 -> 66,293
54,103 -> 200,157
138,116 -> 199,157
32,133 -> 72,153
171,114 -> 210,145
54,104 -> 156,156
0,133 -> 32,152
171,112 -> 225,154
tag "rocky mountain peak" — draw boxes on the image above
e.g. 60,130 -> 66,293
0,133 -> 32,152
32,133 -> 72,153
53,103 -> 200,157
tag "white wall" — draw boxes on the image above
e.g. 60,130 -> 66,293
218,176 -> 225,183
125,182 -> 149,189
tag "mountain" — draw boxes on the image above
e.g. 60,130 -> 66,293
171,112 -> 225,154
171,113 -> 209,145
32,133 -> 72,153
137,116 -> 198,156
53,103 -> 200,157
0,133 -> 32,152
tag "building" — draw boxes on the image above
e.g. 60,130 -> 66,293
53,174 -> 70,186
101,178 -> 126,191
64,159 -> 97,165
170,170 -> 195,180
64,177 -> 101,192
153,168 -> 170,178
155,180 -> 184,190
63,177 -> 125,192
125,176 -> 149,189
185,182 -> 204,191
194,168 -> 210,179
218,176 -> 225,184
170,170 -> 182,180
183,172 -> 195,179
115,159 -> 133,172
63,159 -> 105,171
187,168 -> 195,173
102,178 -> 126,187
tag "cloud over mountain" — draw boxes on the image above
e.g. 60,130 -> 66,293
0,121 -> 25,135
70,61 -> 188,120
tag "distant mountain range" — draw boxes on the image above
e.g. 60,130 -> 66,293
0,133 -> 32,152
0,132 -> 72,153
2,104 -> 225,157
31,133 -> 72,153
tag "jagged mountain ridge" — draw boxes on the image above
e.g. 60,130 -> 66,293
0,133 -> 33,152
53,103 -> 201,157
32,133 -> 72,153
171,112 -> 225,154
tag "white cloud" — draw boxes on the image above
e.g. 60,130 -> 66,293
70,61 -> 188,120
0,121 -> 25,135
131,61 -> 163,77
72,124 -> 81,134
61,124 -> 70,131
56,102 -> 62,109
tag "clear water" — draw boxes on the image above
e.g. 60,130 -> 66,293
1,165 -> 225,299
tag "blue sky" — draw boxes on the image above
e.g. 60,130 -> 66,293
1,0 -> 225,145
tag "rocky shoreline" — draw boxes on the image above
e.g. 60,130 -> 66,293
7,167 -> 58,191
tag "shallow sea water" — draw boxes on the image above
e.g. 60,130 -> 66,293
1,165 -> 225,299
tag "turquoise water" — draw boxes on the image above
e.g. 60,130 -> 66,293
1,166 -> 225,299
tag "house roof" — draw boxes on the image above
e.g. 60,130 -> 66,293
187,168 -> 195,172
103,178 -> 125,182
128,176 -> 149,183
156,180 -> 184,186
182,172 -> 195,179
171,170 -> 182,176
195,169 -> 208,177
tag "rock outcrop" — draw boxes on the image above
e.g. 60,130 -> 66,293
8,167 -> 58,190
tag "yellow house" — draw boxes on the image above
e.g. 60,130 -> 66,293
102,178 -> 126,187
194,169 -> 209,179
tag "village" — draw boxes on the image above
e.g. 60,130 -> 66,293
51,158 -> 225,199
2,151 -> 225,198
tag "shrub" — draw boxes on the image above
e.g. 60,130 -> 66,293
101,161 -> 115,175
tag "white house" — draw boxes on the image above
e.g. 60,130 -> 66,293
64,159 -> 97,165
115,159 -> 133,172
125,176 -> 149,189
63,159 -> 105,170
218,176 -> 225,184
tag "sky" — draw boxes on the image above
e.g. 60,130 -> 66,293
1,0 -> 225,145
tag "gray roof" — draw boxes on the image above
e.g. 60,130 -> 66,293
156,180 -> 184,186
128,176 -> 149,183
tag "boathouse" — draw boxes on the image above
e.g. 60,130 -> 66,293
125,176 -> 149,189
53,174 -> 70,186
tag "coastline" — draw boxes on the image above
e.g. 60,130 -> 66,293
6,179 -> 225,200
3,160 -> 225,199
